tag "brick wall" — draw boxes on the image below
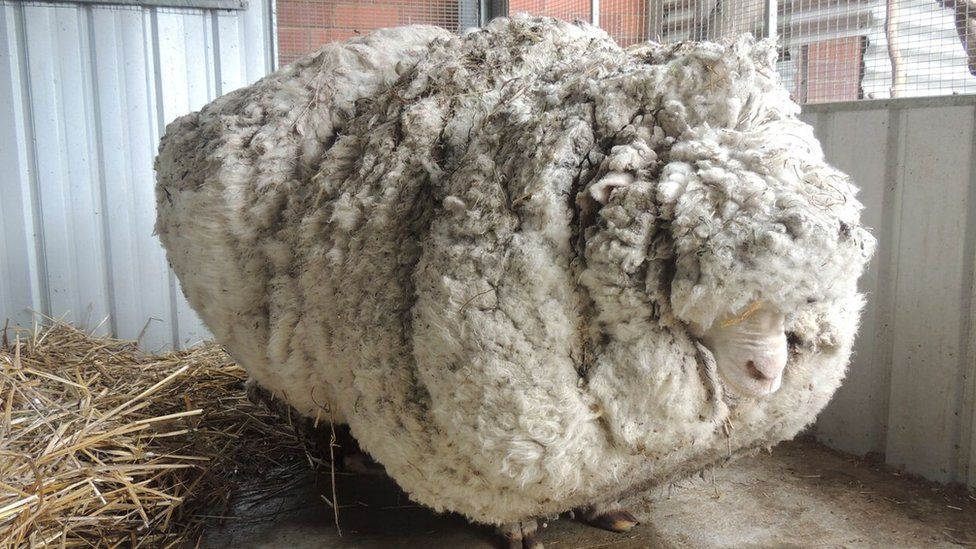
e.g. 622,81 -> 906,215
277,0 -> 459,65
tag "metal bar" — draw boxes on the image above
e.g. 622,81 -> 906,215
885,0 -> 905,98
11,0 -> 248,10
591,0 -> 599,26
799,93 -> 976,113
784,25 -> 871,48
962,102 -> 976,491
268,0 -> 278,71
480,0 -> 507,25
765,0 -> 778,41
459,0 -> 480,31
646,0 -> 664,43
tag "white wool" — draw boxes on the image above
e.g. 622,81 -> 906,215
155,16 -> 875,526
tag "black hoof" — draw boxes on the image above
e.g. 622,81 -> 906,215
498,519 -> 543,549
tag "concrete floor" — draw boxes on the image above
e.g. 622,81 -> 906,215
202,438 -> 976,548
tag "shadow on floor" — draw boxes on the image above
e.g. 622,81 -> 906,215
201,438 -> 976,548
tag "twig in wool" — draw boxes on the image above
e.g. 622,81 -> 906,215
328,410 -> 342,537
458,287 -> 496,314
291,66 -> 330,134
724,418 -> 735,458
721,301 -> 764,328
308,385 -> 342,535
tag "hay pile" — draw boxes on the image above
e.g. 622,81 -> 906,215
0,323 -> 311,547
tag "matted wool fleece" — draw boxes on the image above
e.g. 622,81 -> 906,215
155,16 -> 876,525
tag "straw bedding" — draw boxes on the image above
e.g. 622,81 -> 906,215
0,323 -> 309,548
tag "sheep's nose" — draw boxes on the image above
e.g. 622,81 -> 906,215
745,360 -> 775,381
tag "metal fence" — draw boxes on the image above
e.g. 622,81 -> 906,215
276,0 -> 467,64
774,0 -> 976,102
273,0 -> 976,102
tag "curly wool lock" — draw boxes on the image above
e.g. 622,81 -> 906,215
155,16 -> 876,527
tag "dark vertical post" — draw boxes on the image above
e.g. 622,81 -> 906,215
481,0 -> 508,25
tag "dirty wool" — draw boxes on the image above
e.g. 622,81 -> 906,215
155,16 -> 876,526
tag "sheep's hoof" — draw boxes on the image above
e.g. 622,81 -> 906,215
573,505 -> 640,533
497,519 -> 543,549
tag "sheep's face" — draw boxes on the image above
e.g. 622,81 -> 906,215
691,304 -> 788,398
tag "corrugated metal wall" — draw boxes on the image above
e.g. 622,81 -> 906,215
803,96 -> 976,489
0,0 -> 273,351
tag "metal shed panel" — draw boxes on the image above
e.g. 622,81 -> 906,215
804,97 -> 976,488
0,0 -> 273,349
884,105 -> 974,483
802,107 -> 893,459
89,6 -> 175,350
0,4 -> 44,332
21,4 -> 113,334
152,8 -> 218,348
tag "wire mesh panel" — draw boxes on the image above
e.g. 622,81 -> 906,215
600,0 -> 651,46
507,1 -> 770,44
779,0 -> 976,102
655,0 -> 771,42
272,0 -> 976,102
509,0 -> 592,23
776,0 -> 871,103
276,1 -> 462,65
873,0 -> 976,98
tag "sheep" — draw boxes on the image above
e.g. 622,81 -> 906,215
154,16 -> 876,546
690,304 -> 789,396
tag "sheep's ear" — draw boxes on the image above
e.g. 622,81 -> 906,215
587,172 -> 634,205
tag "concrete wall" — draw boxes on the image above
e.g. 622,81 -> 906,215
0,0 -> 273,351
803,96 -> 976,489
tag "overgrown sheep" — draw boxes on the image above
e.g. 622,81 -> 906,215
155,16 -> 876,546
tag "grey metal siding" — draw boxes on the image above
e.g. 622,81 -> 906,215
803,97 -> 976,488
0,0 -> 273,350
